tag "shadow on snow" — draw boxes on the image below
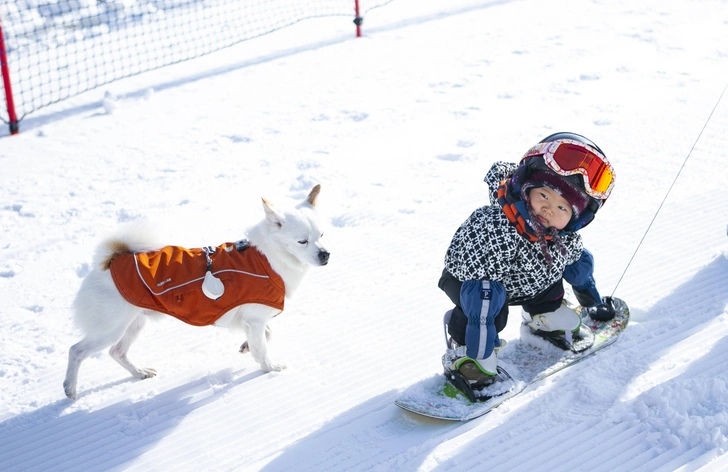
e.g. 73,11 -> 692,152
0,367 -> 264,471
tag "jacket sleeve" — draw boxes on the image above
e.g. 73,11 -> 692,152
484,161 -> 517,205
563,248 -> 602,307
561,231 -> 584,265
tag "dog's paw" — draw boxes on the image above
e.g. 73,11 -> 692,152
63,381 -> 77,400
261,361 -> 287,373
136,368 -> 157,380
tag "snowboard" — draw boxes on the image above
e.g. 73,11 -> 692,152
395,297 -> 629,421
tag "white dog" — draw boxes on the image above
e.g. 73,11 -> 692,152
64,185 -> 328,399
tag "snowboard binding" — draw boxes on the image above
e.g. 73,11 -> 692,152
527,324 -> 595,353
441,310 -> 514,403
443,363 -> 513,403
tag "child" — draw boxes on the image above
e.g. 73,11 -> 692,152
439,132 -> 616,391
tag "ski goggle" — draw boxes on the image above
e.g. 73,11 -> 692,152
521,139 -> 615,199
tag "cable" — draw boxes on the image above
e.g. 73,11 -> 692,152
611,82 -> 728,297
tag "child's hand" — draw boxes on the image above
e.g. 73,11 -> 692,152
585,296 -> 616,321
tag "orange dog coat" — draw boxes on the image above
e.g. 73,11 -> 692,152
109,241 -> 285,326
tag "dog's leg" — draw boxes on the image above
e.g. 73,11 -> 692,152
239,305 -> 285,372
64,337 -> 109,399
109,315 -> 157,381
245,320 -> 284,372
239,325 -> 272,354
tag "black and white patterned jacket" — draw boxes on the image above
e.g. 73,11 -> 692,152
444,161 -> 583,304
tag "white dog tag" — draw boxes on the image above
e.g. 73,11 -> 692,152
202,271 -> 225,300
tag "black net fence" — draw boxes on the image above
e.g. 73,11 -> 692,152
0,0 -> 393,133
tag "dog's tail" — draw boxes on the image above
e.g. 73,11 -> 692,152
95,239 -> 132,271
93,220 -> 162,271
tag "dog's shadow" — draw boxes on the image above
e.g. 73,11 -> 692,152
0,368 -> 265,471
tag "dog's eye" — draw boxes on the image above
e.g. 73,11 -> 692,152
298,239 -> 308,245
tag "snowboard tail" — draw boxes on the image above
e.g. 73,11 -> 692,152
395,297 -> 630,421
395,370 -> 518,421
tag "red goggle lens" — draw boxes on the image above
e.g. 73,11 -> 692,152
522,140 -> 615,199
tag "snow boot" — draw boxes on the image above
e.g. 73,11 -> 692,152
442,309 -> 509,395
522,302 -> 582,344
450,352 -> 497,389
444,336 -> 507,389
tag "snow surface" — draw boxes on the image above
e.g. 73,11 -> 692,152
2,0 -> 728,470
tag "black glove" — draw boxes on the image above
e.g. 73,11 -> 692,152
585,296 -> 617,321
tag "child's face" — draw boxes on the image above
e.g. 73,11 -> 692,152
528,186 -> 573,230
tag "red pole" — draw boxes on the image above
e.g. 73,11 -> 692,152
0,16 -> 19,135
353,0 -> 362,37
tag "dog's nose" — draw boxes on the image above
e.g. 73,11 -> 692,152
318,251 -> 330,264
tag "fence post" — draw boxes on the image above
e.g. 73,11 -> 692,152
353,0 -> 362,37
0,16 -> 19,135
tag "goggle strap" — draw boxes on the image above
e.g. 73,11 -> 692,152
522,142 -> 557,160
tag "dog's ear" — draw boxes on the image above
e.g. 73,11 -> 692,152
306,184 -> 321,207
262,198 -> 283,227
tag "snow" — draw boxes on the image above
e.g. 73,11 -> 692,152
1,0 -> 728,470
